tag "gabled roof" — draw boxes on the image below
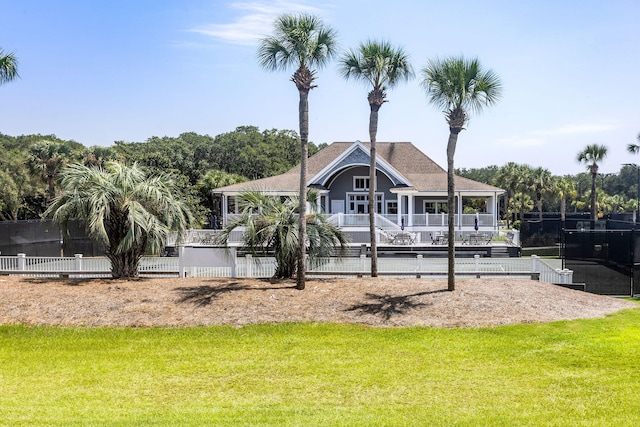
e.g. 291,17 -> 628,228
214,141 -> 503,193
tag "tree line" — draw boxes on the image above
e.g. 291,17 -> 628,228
0,127 -> 326,222
457,140 -> 640,227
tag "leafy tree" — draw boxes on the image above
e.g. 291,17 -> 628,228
421,56 -> 501,291
0,150 -> 43,220
217,190 -> 348,279
339,39 -> 414,277
0,47 -> 19,86
258,13 -> 338,290
195,169 -> 248,219
577,144 -> 608,224
456,165 -> 499,185
45,162 -> 194,278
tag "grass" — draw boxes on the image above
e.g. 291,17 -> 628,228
2,307 -> 640,426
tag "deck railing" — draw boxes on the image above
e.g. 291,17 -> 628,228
0,254 -> 570,284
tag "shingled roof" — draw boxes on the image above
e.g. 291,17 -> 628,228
214,141 -> 502,193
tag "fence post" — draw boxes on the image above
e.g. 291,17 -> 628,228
531,254 -> 539,274
74,254 -> 83,271
563,268 -> 573,285
474,254 -> 480,278
17,253 -> 26,271
245,254 -> 252,278
360,254 -> 366,273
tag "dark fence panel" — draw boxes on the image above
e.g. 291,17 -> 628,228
0,220 -> 104,257
563,229 -> 638,296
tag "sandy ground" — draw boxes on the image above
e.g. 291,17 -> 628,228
0,275 -> 637,328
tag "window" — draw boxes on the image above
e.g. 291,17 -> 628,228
387,201 -> 398,215
424,200 -> 448,214
353,176 -> 370,191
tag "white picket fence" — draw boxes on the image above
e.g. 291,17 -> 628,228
0,253 -> 572,284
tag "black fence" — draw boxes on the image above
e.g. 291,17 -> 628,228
563,228 -> 639,296
0,220 -> 104,257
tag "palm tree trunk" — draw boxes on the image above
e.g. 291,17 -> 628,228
296,88 -> 309,290
446,130 -> 459,292
369,105 -> 380,277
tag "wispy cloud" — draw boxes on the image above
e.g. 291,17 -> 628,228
190,1 -> 327,46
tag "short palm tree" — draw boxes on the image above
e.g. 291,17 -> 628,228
217,191 -> 348,279
45,162 -> 194,278
0,47 -> 19,86
421,56 -> 501,291
257,13 -> 338,290
577,144 -> 608,224
554,176 -> 577,225
28,140 -> 74,200
338,39 -> 414,277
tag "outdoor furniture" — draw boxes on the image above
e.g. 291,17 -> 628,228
391,232 -> 416,245
432,232 -> 448,245
463,233 -> 492,245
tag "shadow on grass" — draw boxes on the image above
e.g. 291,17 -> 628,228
175,280 -> 295,307
346,290 -> 446,321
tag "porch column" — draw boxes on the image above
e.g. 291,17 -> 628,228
397,194 -> 404,227
489,194 -> 497,228
457,192 -> 463,229
222,195 -> 228,224
407,194 -> 414,226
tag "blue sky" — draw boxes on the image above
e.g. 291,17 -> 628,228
1,0 -> 638,175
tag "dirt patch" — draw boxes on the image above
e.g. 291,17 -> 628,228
0,276 -> 636,328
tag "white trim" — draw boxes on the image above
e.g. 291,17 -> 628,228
308,140 -> 413,188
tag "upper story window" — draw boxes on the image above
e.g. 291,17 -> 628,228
353,176 -> 371,191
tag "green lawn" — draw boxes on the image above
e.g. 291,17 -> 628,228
2,307 -> 640,426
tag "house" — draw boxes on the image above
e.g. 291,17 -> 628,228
213,141 -> 505,245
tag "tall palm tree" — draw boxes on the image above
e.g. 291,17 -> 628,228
0,48 -> 19,86
257,14 -> 338,290
45,162 -> 194,278
421,57 -> 501,291
627,133 -> 640,155
577,144 -> 608,225
338,40 -> 414,277
217,190 -> 348,279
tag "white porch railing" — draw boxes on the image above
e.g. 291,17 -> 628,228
0,253 -> 571,284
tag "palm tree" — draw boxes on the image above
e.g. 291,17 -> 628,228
0,48 -> 19,86
45,162 -> 194,278
338,40 -> 414,277
421,56 -> 502,291
577,144 -> 608,225
217,190 -> 348,279
530,167 -> 553,221
257,14 -> 338,290
28,140 -> 73,200
627,133 -> 640,155
495,162 -> 520,228
554,177 -> 577,226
